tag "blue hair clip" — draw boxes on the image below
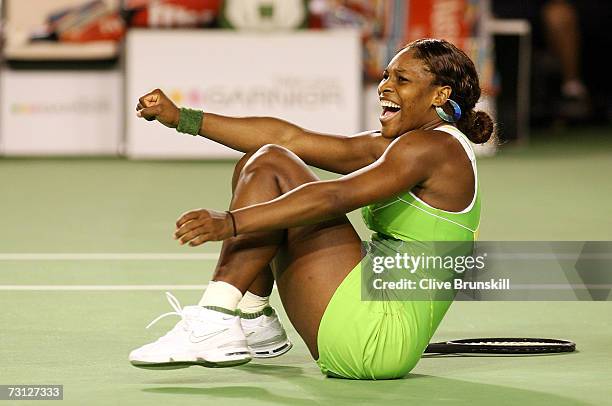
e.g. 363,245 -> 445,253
435,99 -> 462,123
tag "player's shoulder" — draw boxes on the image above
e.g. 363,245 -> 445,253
386,128 -> 456,162
398,128 -> 460,151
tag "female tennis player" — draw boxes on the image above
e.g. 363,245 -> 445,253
129,38 -> 493,379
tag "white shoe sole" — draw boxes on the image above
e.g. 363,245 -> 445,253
250,339 -> 293,359
130,350 -> 252,370
130,357 -> 251,370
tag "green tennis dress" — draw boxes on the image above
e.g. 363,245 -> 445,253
316,124 -> 481,379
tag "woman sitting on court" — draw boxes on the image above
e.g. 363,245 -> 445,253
129,38 -> 494,380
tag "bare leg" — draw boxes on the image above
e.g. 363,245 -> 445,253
543,0 -> 580,83
212,145 -> 363,358
542,0 -> 590,119
224,151 -> 275,298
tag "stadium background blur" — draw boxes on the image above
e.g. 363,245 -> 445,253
0,0 -> 609,157
1,1 -> 611,405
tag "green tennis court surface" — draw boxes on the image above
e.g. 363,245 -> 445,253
1,127 -> 611,405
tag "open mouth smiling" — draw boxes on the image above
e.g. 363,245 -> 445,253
380,99 -> 401,122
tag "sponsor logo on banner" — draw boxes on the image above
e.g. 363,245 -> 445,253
10,100 -> 111,115
1,70 -> 121,155
166,76 -> 342,110
126,30 -> 361,158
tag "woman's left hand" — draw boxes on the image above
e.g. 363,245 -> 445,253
174,209 -> 234,246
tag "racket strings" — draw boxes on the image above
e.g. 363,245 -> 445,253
424,338 -> 576,354
462,341 -> 567,346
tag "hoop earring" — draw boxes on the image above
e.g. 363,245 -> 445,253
435,99 -> 462,123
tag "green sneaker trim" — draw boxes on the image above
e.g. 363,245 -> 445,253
238,306 -> 275,319
202,306 -> 237,316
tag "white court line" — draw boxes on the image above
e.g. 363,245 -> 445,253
0,285 -> 209,291
2,284 -> 607,292
2,253 -> 610,261
0,253 -> 219,261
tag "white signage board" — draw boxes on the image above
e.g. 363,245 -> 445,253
363,83 -> 382,132
126,29 -> 361,159
0,69 -> 122,155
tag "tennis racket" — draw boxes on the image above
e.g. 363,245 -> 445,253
424,338 -> 576,354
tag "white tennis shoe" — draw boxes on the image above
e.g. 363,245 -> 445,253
241,308 -> 293,358
129,292 -> 251,369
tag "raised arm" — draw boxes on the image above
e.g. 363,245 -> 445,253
201,113 -> 391,174
136,88 -> 391,174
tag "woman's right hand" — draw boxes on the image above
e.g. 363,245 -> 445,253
136,88 -> 180,128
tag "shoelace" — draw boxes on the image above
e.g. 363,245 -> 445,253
145,291 -> 191,330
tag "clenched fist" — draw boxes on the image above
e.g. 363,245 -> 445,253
136,88 -> 180,128
174,209 -> 235,246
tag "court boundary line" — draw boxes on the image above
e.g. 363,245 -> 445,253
0,285 -> 210,291
0,253 -> 219,260
1,253 -> 610,261
1,284 -> 609,292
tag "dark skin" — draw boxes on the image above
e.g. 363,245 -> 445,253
136,49 -> 475,358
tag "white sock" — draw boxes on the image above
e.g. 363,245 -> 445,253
237,291 -> 270,314
198,280 -> 243,311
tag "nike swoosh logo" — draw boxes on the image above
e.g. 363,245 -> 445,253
189,328 -> 229,343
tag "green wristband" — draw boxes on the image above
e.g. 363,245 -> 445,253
176,107 -> 204,135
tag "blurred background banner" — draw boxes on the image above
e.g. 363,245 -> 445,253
0,69 -> 121,155
0,0 -> 501,158
125,29 -> 361,159
0,0 -> 609,155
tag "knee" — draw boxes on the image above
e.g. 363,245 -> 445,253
232,144 -> 306,192
232,150 -> 258,191
254,144 -> 296,162
232,144 -> 291,190
242,144 -> 297,175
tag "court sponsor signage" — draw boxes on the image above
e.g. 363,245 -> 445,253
125,29 -> 361,159
0,69 -> 122,156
